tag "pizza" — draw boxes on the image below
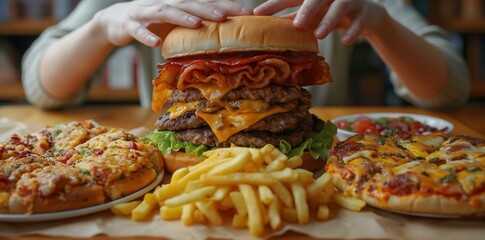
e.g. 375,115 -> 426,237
0,120 -> 164,214
326,131 -> 485,216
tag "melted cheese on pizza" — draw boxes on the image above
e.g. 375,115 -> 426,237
64,129 -> 162,199
339,134 -> 410,166
327,132 -> 485,215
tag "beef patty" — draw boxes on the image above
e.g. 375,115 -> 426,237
158,84 -> 321,148
169,84 -> 312,107
172,115 -> 324,148
156,109 -> 312,133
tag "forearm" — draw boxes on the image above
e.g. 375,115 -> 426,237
365,10 -> 448,99
39,18 -> 114,100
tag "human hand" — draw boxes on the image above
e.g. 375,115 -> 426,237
254,0 -> 385,45
93,0 -> 253,47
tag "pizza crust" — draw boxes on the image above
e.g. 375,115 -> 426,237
8,184 -> 105,214
363,193 -> 485,216
105,168 -> 157,200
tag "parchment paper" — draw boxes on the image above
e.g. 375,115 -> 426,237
1,118 -> 484,240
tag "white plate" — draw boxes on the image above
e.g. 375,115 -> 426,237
0,170 -> 164,222
331,112 -> 454,141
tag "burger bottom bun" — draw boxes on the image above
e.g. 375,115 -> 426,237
163,151 -> 325,174
300,152 -> 326,172
162,151 -> 206,174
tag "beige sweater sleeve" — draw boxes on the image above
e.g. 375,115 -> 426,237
378,0 -> 470,108
21,0 -> 126,109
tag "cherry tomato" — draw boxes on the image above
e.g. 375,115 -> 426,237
387,119 -> 409,132
410,121 -> 425,133
336,120 -> 350,131
337,115 -> 441,136
374,123 -> 385,132
350,117 -> 373,134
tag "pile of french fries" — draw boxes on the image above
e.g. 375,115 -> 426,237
111,144 -> 365,237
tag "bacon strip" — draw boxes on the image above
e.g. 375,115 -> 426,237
152,53 -> 331,111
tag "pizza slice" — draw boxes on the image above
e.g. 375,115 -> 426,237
0,153 -> 58,213
327,133 -> 413,195
8,164 -> 105,214
425,135 -> 485,165
0,120 -> 107,161
0,134 -> 34,161
65,129 -> 164,200
362,161 -> 477,215
31,120 -> 108,158
392,131 -> 447,159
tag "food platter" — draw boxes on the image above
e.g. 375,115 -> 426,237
331,112 -> 454,140
0,171 -> 164,223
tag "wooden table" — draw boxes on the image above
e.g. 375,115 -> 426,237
1,105 -> 483,137
1,104 -> 484,240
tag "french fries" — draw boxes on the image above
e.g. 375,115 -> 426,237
239,184 -> 264,236
131,193 -> 158,221
111,200 -> 141,216
113,144 -> 367,237
160,205 -> 182,220
331,192 -> 366,212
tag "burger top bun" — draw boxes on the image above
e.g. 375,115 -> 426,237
161,16 -> 319,59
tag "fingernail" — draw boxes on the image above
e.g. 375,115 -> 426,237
294,14 -> 306,27
315,27 -> 328,38
213,8 -> 225,18
188,16 -> 200,24
149,36 -> 158,44
342,34 -> 351,43
240,6 -> 253,13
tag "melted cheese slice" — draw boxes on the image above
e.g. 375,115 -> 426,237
197,106 -> 288,142
168,101 -> 201,120
167,98 -> 289,142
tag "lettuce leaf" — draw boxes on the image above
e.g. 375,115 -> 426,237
146,131 -> 210,157
278,121 -> 337,160
146,121 -> 337,160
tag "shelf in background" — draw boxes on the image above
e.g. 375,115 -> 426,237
436,18 -> 485,33
0,18 -> 58,35
0,81 -> 139,103
86,87 -> 139,102
471,81 -> 485,98
0,82 -> 25,101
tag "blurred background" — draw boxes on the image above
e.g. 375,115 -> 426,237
0,0 -> 484,107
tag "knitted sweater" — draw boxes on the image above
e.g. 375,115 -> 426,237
22,0 -> 470,109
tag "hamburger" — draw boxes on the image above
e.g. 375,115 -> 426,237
148,16 -> 336,173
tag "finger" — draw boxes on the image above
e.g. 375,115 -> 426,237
314,0 -> 355,39
293,0 -> 330,28
254,0 -> 302,16
168,0 -> 228,21
341,11 -> 365,45
202,0 -> 253,15
123,19 -> 161,47
130,4 -> 202,27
